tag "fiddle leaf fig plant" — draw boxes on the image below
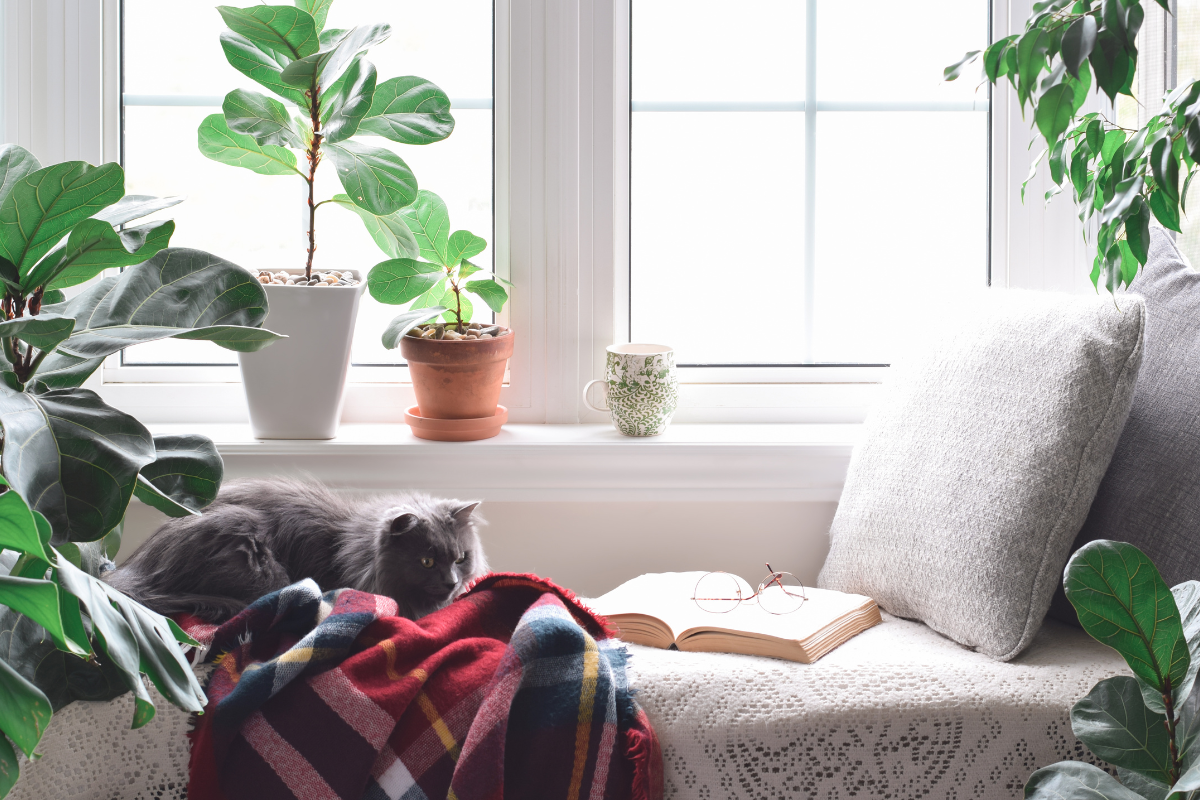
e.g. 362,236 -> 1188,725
1024,540 -> 1200,799
947,0 -> 1199,293
365,189 -> 511,344
200,1 -> 455,280
0,143 -> 285,797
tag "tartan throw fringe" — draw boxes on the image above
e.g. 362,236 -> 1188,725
183,574 -> 662,800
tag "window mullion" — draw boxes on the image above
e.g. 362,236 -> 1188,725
803,0 -> 817,363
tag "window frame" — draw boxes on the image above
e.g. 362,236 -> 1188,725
3,0 -> 1094,426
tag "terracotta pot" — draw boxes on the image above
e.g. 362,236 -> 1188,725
401,328 -> 515,419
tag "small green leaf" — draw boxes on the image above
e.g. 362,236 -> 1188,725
135,434 -> 223,515
222,88 -> 304,148
367,258 -> 444,304
1152,138 -> 1180,203
380,307 -> 447,349
1065,540 -> 1189,694
457,259 -> 483,280
463,278 -> 508,314
326,141 -> 417,215
1149,189 -> 1182,232
216,5 -> 319,61
1126,197 -> 1151,265
1016,28 -> 1050,108
0,145 -> 41,206
1101,129 -> 1127,166
984,37 -> 1018,82
1086,119 -> 1104,153
294,0 -> 332,32
943,50 -> 981,81
279,23 -> 391,90
1090,30 -> 1133,103
1049,138 -> 1067,185
399,190 -> 452,266
446,230 -> 487,267
1100,175 -> 1143,226
0,486 -> 50,562
1062,15 -> 1098,79
198,114 -> 303,177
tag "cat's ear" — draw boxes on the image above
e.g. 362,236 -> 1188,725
452,503 -> 480,527
389,513 -> 419,535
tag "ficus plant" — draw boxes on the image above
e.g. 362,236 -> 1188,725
946,0 -> 1199,293
365,190 -> 512,346
0,143 -> 284,797
199,1 -> 455,281
1024,540 -> 1200,800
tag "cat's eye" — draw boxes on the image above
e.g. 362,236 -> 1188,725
420,556 -> 435,569
455,553 -> 467,565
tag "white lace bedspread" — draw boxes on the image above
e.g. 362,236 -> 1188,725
627,614 -> 1128,799
5,619 -> 1123,800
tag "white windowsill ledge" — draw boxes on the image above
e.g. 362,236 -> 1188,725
147,423 -> 862,502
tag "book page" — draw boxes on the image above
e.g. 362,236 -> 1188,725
589,571 -> 873,645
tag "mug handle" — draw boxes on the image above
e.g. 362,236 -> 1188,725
583,379 -> 609,413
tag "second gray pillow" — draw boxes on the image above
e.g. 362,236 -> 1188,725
818,289 -> 1144,660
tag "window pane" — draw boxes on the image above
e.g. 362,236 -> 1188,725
630,0 -> 988,366
630,112 -> 805,363
122,0 -> 493,369
812,112 -> 987,363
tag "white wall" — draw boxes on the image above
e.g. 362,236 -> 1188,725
119,499 -> 838,598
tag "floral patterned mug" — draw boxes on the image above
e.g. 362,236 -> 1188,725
583,344 -> 679,436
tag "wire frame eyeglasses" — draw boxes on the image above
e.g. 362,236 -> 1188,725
691,564 -> 807,615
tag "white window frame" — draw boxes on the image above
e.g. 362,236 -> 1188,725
2,0 -> 1093,427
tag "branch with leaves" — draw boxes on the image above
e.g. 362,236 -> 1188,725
947,0 -> 1197,292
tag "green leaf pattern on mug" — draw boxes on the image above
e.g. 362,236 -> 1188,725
605,350 -> 679,436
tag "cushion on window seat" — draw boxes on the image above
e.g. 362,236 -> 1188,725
630,615 -> 1125,800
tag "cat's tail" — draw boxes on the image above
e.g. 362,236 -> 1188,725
104,570 -> 247,623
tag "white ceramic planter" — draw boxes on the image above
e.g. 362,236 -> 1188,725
239,281 -> 364,439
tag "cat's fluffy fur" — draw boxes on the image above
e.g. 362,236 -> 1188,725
104,478 -> 488,622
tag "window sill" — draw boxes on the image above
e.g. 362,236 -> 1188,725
148,422 -> 861,502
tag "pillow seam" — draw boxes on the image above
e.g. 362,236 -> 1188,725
998,306 -> 1146,661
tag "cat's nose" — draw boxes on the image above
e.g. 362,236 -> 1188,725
442,582 -> 459,593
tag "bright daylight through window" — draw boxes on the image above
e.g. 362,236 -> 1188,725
120,0 -> 493,369
630,0 -> 988,366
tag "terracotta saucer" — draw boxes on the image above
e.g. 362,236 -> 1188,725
404,405 -> 508,442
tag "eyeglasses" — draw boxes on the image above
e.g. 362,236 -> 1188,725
691,564 -> 807,615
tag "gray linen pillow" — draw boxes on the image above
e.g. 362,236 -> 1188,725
818,289 -> 1145,660
1050,229 -> 1200,625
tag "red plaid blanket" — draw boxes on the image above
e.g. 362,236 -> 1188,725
183,573 -> 662,800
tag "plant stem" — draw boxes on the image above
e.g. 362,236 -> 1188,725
1165,681 -> 1181,784
2,337 -> 16,371
24,347 -> 47,380
304,88 -> 324,282
453,280 -> 464,332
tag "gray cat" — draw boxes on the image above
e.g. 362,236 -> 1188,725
104,478 -> 488,622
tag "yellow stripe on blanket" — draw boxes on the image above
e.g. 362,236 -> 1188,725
417,691 -> 461,761
568,636 -> 601,800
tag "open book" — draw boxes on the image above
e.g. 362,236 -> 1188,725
589,572 -> 881,664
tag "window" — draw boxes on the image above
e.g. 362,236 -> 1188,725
629,0 -> 989,366
120,0 -> 494,371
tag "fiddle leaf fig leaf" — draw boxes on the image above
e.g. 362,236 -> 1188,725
0,161 -> 124,273
380,307 -> 446,349
367,258 -> 443,304
463,278 -> 508,314
358,77 -> 456,145
91,194 -> 184,227
1065,540 -> 1189,695
0,145 -> 41,206
280,23 -> 391,90
0,654 -> 52,758
398,190 -> 451,266
220,31 -> 309,107
0,314 -> 75,353
0,387 -> 155,544
24,218 -> 175,293
25,353 -> 103,392
1025,761 -> 1152,800
295,0 -> 333,32
51,248 -> 284,359
133,434 -> 223,517
321,56 -> 377,144
216,5 -> 319,61
1070,676 -> 1173,784
223,88 -> 305,148
329,194 -> 418,259
326,140 -> 417,215
446,230 -> 487,267
199,113 -> 303,177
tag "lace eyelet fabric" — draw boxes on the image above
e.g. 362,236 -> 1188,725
627,615 -> 1125,799
7,666 -> 210,800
